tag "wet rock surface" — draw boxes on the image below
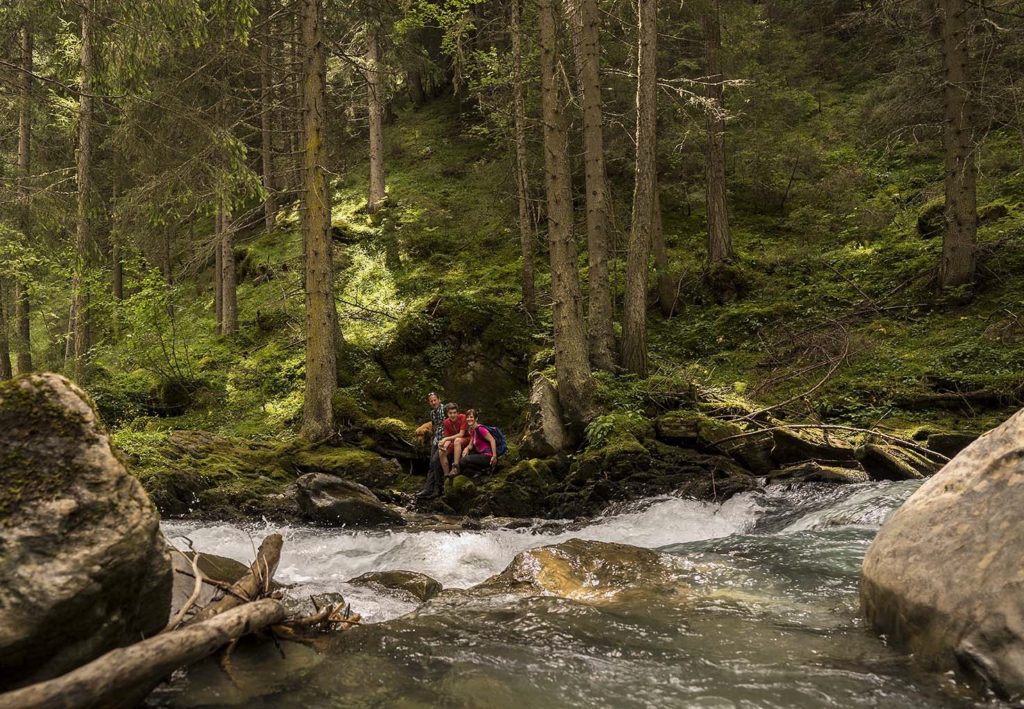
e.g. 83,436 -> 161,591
472,538 -> 683,604
0,374 -> 172,690
861,407 -> 1024,701
349,570 -> 443,602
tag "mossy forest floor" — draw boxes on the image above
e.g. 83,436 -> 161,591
91,99 -> 1023,520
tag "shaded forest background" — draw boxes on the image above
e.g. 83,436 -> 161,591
1,0 -> 1023,456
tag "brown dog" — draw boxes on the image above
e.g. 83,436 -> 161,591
414,421 -> 433,448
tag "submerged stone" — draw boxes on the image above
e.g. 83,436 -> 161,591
0,374 -> 172,690
861,407 -> 1024,701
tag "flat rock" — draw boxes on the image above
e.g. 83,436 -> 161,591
861,409 -> 1024,701
348,570 -> 443,602
295,473 -> 405,527
0,374 -> 172,690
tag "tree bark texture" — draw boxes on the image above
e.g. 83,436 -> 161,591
219,201 -> 238,335
937,0 -> 977,289
621,0 -> 658,377
366,27 -> 386,212
564,0 -> 614,370
0,281 -> 12,380
652,183 -> 674,317
0,599 -> 285,709
15,23 -> 33,374
261,0 -> 278,230
72,0 -> 96,383
301,0 -> 337,442
510,0 -> 536,316
538,0 -> 594,428
214,209 -> 223,334
703,2 -> 733,264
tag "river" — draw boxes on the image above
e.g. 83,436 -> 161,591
153,481 -> 993,708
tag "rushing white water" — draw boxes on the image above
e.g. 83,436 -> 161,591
164,492 -> 761,621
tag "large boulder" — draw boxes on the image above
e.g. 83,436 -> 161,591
295,473 -> 405,526
519,374 -> 571,458
861,409 -> 1024,700
0,374 -> 172,690
473,538 -> 684,604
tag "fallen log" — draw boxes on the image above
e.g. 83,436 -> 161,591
190,533 -> 283,624
0,598 -> 286,709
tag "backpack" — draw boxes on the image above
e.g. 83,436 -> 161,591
485,425 -> 508,456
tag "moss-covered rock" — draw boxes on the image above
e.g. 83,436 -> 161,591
0,374 -> 172,689
469,458 -> 562,518
295,446 -> 402,488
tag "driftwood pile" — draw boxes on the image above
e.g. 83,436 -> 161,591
0,533 -> 358,709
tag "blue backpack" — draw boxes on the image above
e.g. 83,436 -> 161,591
484,425 -> 508,456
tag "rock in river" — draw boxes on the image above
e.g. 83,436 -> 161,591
474,538 -> 683,604
296,473 -> 405,527
861,408 -> 1024,701
0,374 -> 172,690
348,570 -> 443,602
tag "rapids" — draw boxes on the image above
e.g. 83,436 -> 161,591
153,481 -> 995,708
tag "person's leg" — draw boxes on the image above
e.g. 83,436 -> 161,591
439,441 -> 451,476
449,439 -> 464,476
418,451 -> 443,497
460,453 -> 490,475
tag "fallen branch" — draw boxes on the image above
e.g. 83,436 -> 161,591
164,549 -> 204,632
741,320 -> 850,422
0,599 -> 286,709
710,423 -> 950,462
190,533 -> 283,624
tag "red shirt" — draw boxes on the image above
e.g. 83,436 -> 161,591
443,414 -> 467,439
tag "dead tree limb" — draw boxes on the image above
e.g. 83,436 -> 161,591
0,599 -> 286,709
190,533 -> 283,624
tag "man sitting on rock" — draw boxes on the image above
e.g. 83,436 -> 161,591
456,409 -> 499,475
438,403 -> 469,478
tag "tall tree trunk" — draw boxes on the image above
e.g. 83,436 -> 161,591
565,0 -> 614,370
704,2 -> 733,264
261,0 -> 278,230
510,0 -> 535,316
72,0 -> 96,383
366,27 -> 386,212
112,246 -> 123,301
0,281 -> 12,380
652,183 -> 674,317
621,0 -> 657,377
937,0 -> 976,289
538,0 -> 593,429
15,22 -> 33,374
300,0 -> 337,441
220,201 -> 238,335
214,209 -> 223,334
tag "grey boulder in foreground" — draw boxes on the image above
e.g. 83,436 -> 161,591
0,374 -> 172,690
861,407 -> 1024,700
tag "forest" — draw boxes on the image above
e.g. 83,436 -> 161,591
1,0 -> 1023,705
